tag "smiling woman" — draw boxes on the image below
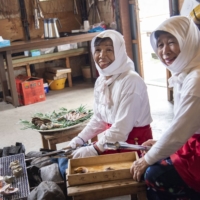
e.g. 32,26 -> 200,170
130,16 -> 200,200
155,31 -> 180,66
66,30 -> 153,159
94,38 -> 115,70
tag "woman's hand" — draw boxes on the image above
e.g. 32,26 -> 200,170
130,157 -> 149,182
140,139 -> 157,156
72,145 -> 98,158
69,136 -> 84,149
142,139 -> 157,147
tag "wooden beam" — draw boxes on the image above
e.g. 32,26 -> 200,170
133,0 -> 144,77
0,54 -> 9,102
119,0 -> 134,60
5,51 -> 19,106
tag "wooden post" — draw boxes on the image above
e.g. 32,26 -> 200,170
0,54 -> 9,102
40,134 -> 49,149
129,0 -> 144,78
26,64 -> 31,76
66,57 -> 73,87
119,0 -> 134,60
5,51 -> 19,107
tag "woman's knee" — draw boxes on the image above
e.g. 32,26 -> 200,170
144,165 -> 157,184
144,163 -> 169,186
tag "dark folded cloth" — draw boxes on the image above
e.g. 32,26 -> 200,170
2,142 -> 25,157
9,145 -> 21,155
2,147 -> 10,157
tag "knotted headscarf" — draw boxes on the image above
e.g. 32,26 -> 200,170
91,30 -> 135,106
150,16 -> 200,88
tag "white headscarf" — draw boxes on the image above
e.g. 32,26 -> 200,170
150,16 -> 200,87
91,30 -> 135,106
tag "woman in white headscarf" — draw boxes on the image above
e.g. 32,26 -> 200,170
69,30 -> 152,158
130,16 -> 200,199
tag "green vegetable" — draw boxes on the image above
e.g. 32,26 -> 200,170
19,105 -> 93,130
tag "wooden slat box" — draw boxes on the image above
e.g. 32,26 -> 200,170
67,152 -> 138,186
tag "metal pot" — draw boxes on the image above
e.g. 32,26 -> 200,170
44,18 -> 62,39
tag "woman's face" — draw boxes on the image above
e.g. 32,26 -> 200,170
157,33 -> 180,66
94,39 -> 115,69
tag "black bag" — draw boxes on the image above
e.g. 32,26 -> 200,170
1,142 -> 25,157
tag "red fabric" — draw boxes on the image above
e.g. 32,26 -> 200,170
171,134 -> 200,192
102,124 -> 152,156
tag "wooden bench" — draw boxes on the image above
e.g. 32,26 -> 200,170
67,179 -> 147,200
4,47 -> 88,87
39,123 -> 87,150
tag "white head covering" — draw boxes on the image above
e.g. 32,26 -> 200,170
91,30 -> 135,106
91,30 -> 135,76
150,16 -> 200,87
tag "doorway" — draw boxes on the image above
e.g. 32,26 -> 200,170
138,0 -> 170,87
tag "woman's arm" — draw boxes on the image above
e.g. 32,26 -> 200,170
145,95 -> 200,165
77,78 -> 106,143
78,114 -> 106,142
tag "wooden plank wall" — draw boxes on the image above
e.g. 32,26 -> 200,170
0,0 -> 114,42
0,0 -> 82,41
87,1 -> 114,28
0,0 -> 92,82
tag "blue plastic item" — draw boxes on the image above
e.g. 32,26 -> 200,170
88,26 -> 105,33
43,83 -> 49,94
0,40 -> 10,48
30,49 -> 41,57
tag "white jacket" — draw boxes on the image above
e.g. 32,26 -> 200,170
145,16 -> 200,165
79,70 -> 152,151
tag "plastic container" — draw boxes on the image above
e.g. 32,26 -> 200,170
43,83 -> 49,93
47,78 -> 66,90
30,49 -> 41,57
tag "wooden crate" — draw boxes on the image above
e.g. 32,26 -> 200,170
67,152 -> 138,186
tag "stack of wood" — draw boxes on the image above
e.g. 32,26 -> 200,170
45,67 -> 71,80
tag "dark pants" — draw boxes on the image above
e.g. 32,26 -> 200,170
144,158 -> 200,200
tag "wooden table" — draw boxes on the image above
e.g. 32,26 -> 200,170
0,32 -> 99,107
39,123 -> 87,150
67,179 -> 147,200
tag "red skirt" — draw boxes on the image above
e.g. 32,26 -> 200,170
171,134 -> 200,192
102,124 -> 152,156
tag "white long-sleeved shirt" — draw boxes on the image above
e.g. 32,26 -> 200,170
145,68 -> 200,165
78,70 -> 152,149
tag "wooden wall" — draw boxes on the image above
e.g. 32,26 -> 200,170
0,0 -> 114,88
0,0 -> 82,41
0,0 -> 92,83
0,0 -> 114,41
88,1 -> 114,28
